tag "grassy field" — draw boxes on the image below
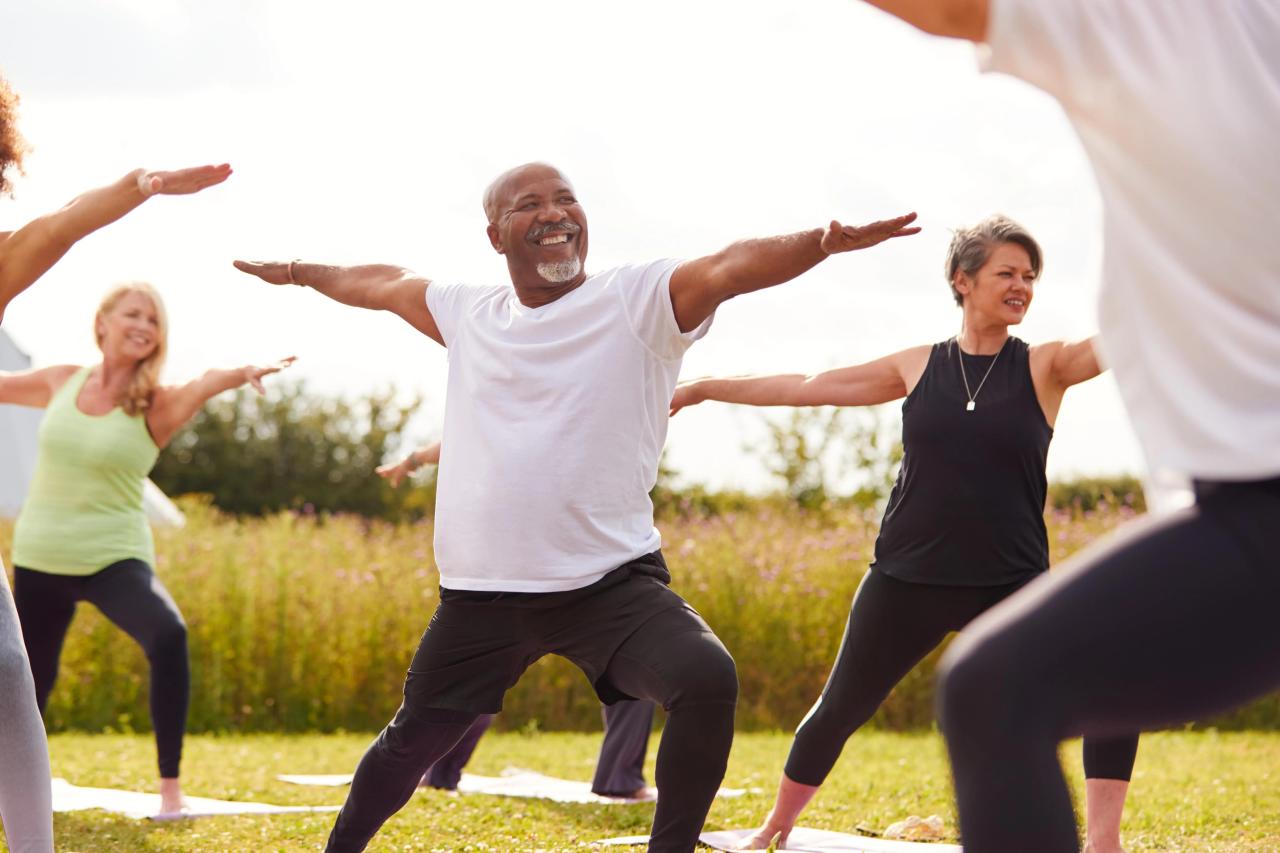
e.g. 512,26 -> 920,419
22,498 -> 1257,738
18,729 -> 1280,852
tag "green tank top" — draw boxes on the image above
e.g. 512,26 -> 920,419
13,367 -> 160,575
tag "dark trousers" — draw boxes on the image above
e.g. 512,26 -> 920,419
939,478 -> 1280,852
592,699 -> 655,796
421,699 -> 654,794
785,568 -> 1138,786
14,559 -> 189,779
326,554 -> 737,853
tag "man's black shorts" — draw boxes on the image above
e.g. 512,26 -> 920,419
402,550 -> 709,714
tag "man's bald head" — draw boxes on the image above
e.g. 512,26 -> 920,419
483,162 -> 572,223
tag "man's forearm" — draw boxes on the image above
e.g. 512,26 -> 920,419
291,263 -> 414,312
711,229 -> 828,300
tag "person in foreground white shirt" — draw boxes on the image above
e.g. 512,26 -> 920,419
857,2 -> 1280,851
234,161 -> 918,852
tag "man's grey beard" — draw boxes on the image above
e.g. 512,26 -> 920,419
536,257 -> 582,283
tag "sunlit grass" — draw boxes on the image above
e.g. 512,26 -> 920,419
22,730 -> 1280,851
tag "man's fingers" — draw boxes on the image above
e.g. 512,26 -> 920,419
851,212 -> 919,236
232,259 -> 282,281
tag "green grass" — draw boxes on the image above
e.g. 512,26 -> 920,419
18,730 -> 1280,851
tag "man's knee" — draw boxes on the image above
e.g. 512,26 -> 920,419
376,704 -> 478,765
667,633 -> 738,708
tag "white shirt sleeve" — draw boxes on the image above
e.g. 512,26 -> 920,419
617,258 -> 714,361
425,280 -> 482,348
983,0 -> 1141,112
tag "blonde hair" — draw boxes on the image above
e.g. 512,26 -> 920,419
93,282 -> 168,416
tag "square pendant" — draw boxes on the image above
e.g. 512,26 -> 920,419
966,400 -> 976,412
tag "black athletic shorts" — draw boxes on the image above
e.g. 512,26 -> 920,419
402,550 -> 704,714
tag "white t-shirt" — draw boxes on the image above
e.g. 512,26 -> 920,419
426,259 -> 712,592
984,0 -> 1280,482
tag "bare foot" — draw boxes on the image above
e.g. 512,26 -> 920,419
734,825 -> 789,850
158,777 -> 186,817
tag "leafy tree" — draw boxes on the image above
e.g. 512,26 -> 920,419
151,382 -> 433,520
748,406 -> 903,510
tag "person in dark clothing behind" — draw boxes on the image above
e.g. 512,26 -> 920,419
671,215 -> 1138,853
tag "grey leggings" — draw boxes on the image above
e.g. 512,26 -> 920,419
939,477 -> 1280,851
0,566 -> 54,853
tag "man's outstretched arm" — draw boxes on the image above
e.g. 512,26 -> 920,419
668,213 -> 919,332
862,0 -> 989,41
232,260 -> 444,345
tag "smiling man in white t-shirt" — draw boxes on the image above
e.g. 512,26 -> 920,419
235,162 -> 918,852
855,2 -> 1280,852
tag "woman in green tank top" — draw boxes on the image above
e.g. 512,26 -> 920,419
1,70 -> 232,850
0,282 -> 290,816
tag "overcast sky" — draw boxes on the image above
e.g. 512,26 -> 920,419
0,0 -> 1145,491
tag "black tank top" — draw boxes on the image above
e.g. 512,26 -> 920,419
872,337 -> 1052,586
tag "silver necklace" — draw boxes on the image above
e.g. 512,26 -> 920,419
956,336 -> 1009,412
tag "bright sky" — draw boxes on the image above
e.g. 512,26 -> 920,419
0,0 -> 1145,491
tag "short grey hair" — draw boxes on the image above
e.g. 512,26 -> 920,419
943,214 -> 1043,306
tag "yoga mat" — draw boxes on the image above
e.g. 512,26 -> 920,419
457,770 -> 659,803
598,827 -> 963,851
276,774 -> 355,787
51,777 -> 341,820
277,768 -> 752,804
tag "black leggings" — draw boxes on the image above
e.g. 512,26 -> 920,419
14,560 -> 189,779
939,477 -> 1280,852
785,568 -> 1138,786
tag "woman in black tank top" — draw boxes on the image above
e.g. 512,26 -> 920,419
671,215 -> 1137,853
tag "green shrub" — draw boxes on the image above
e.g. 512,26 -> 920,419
150,382 -> 434,522
1048,474 -> 1146,513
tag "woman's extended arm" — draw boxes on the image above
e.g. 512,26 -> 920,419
1029,336 -> 1105,427
670,345 -> 930,414
146,357 -> 294,448
0,363 -> 79,408
0,164 -> 231,322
